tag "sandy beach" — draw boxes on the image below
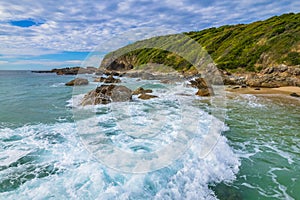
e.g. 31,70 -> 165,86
226,86 -> 300,96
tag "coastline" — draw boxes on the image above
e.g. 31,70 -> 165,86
226,86 -> 300,96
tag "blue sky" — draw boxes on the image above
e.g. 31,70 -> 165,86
0,0 -> 299,70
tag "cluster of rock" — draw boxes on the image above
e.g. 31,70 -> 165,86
80,86 -> 158,105
132,87 -> 158,100
94,75 -> 121,83
221,65 -> 300,88
246,66 -> 300,87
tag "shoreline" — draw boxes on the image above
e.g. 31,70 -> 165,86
226,86 -> 300,101
226,86 -> 300,95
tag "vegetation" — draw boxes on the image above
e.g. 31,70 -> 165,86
102,13 -> 300,72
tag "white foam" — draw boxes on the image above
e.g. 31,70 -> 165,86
1,81 -> 239,199
50,82 -> 65,88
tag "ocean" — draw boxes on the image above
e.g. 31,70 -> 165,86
0,70 -> 299,199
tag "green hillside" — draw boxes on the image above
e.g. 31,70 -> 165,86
102,13 -> 300,72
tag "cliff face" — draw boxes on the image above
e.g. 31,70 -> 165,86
101,12 -> 300,73
103,55 -> 137,71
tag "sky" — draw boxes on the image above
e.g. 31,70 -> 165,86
0,0 -> 299,70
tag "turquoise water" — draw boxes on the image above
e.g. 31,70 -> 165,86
214,94 -> 300,200
0,70 -> 299,199
0,71 -> 74,127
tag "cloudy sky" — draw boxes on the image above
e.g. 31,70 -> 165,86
0,0 -> 299,70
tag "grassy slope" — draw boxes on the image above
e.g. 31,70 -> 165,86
102,13 -> 300,72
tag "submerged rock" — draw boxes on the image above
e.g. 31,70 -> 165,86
138,94 -> 158,100
81,84 -> 132,105
65,78 -> 89,86
132,87 -> 153,95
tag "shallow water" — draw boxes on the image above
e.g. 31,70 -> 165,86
0,70 -> 299,199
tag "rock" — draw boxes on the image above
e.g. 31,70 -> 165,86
246,79 -> 261,87
52,67 -> 97,75
278,65 -> 288,72
104,71 -> 122,77
65,78 -> 89,86
190,78 -> 214,96
81,85 -> 132,105
94,77 -> 106,82
290,92 -> 300,97
132,87 -> 153,95
138,94 -> 158,100
196,89 -> 211,96
104,75 -> 121,83
94,75 -> 121,83
254,88 -> 261,90
261,82 -> 279,88
241,84 -> 247,88
232,86 -> 240,89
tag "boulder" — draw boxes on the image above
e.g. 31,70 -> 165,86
190,78 -> 214,96
65,78 -> 89,86
132,87 -> 153,95
138,94 -> 158,100
81,85 -> 132,105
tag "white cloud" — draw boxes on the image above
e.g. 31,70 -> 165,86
0,0 -> 298,69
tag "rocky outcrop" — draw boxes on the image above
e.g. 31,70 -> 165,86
81,85 -> 132,105
245,65 -> 300,88
94,75 -> 121,83
138,94 -> 158,100
101,55 -> 137,71
65,78 -> 89,86
217,65 -> 300,88
190,78 -> 214,96
52,67 -> 97,75
132,87 -> 153,95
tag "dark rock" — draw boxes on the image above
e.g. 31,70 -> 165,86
81,85 -> 132,105
31,70 -> 54,73
290,92 -> 300,97
241,84 -> 247,88
254,88 -> 261,90
65,78 -> 89,86
138,94 -> 158,100
232,86 -> 240,89
132,87 -> 153,95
